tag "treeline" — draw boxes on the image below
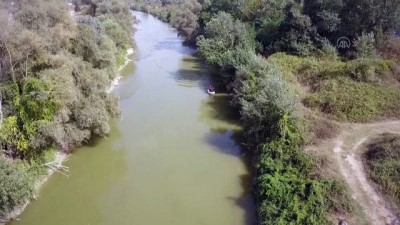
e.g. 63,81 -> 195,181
132,0 -> 400,224
131,0 -> 400,55
130,0 -> 202,44
0,0 -> 133,218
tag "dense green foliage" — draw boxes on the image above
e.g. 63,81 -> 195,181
131,0 -> 400,55
258,0 -> 400,55
0,149 -> 55,217
234,56 -> 351,224
236,56 -> 297,145
0,0 -> 133,216
0,157 -> 34,217
256,127 -> 351,224
197,12 -> 257,74
0,0 -> 132,158
364,134 -> 400,207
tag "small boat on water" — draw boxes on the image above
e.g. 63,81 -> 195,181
207,89 -> 216,95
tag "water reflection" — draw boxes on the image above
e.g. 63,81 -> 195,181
155,38 -> 194,55
227,173 -> 257,225
171,55 -> 209,89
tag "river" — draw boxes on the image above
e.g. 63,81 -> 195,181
10,11 -> 255,225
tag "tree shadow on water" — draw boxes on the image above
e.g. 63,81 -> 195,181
205,130 -> 242,156
201,94 -> 240,125
200,91 -> 257,224
200,92 -> 248,155
172,68 -> 209,89
170,53 -> 226,89
227,174 -> 257,225
154,38 -> 195,55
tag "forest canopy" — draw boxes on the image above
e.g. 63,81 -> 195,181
0,0 -> 133,159
0,0 -> 133,216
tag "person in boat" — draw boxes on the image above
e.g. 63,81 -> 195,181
208,85 -> 215,93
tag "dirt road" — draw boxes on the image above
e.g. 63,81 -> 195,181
332,121 -> 400,225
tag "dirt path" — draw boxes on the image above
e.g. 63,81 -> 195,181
331,121 -> 400,225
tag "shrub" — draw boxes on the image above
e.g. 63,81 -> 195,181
0,116 -> 29,155
0,78 -> 58,157
377,33 -> 400,63
99,15 -> 131,51
320,38 -> 338,60
236,57 -> 299,145
0,157 -> 34,217
255,120 -> 352,225
197,12 -> 257,71
354,32 -> 377,59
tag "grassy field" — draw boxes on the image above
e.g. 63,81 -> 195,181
268,53 -> 400,122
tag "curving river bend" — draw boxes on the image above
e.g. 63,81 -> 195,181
10,12 -> 255,225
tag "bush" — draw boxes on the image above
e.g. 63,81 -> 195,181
0,78 -> 58,157
320,38 -> 338,60
0,116 -> 29,155
354,32 -> 377,59
197,12 -> 257,71
99,15 -> 131,51
377,34 -> 400,63
255,120 -> 352,225
0,157 -> 34,217
238,59 -> 299,144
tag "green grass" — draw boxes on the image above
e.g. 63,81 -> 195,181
364,134 -> 400,207
269,53 -> 400,122
304,77 -> 400,122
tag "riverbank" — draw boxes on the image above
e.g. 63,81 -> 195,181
0,152 -> 68,225
107,48 -> 135,93
0,47 -> 134,225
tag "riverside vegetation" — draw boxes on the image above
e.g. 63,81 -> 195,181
0,0 -> 133,219
363,134 -> 400,209
131,0 -> 400,224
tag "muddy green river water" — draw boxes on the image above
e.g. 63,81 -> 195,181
10,11 -> 255,225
